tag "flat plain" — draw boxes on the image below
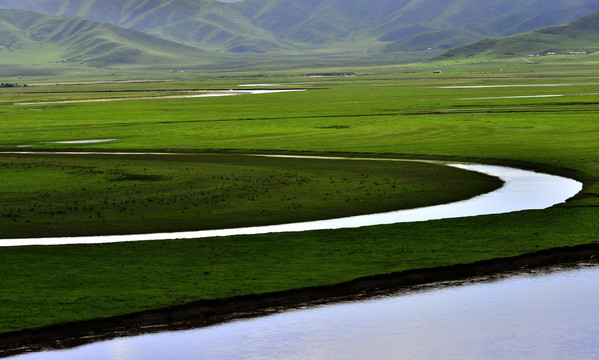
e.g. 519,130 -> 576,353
0,56 -> 598,333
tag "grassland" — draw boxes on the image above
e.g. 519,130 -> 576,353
0,57 -> 598,334
0,153 -> 499,239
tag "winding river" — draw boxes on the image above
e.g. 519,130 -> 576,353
1,154 -> 589,359
0,154 -> 582,247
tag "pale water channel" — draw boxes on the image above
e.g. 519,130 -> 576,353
0,158 -> 583,246
13,90 -> 305,106
9,263 -> 599,360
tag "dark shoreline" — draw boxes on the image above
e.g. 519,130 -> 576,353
2,242 -> 599,358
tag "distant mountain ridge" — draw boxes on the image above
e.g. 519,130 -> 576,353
0,9 -> 203,66
1,0 -> 598,53
435,11 -> 599,60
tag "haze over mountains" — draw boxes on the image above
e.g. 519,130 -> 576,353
1,0 -> 598,54
0,0 -> 597,72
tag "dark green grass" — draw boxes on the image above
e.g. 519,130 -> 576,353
0,60 -> 598,334
0,153 -> 499,238
1,205 -> 596,333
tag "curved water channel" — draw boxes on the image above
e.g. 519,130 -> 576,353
0,154 -> 582,247
1,154 -> 589,359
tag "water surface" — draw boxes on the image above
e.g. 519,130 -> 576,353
11,263 -> 599,360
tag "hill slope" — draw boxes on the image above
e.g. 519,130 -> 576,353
380,0 -> 599,51
0,0 -> 598,53
0,9 -> 204,67
0,0 -> 289,52
435,11 -> 599,60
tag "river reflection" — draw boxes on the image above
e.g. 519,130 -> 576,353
11,263 -> 599,360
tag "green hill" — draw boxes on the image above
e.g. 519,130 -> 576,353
434,11 -> 599,60
380,0 -> 599,51
0,9 -> 204,67
1,0 -> 598,53
0,0 -> 288,53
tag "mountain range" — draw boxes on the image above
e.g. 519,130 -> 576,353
0,0 -> 598,72
436,10 -> 599,60
1,0 -> 598,54
0,9 -> 205,67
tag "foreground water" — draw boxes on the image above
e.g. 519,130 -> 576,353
11,263 -> 599,360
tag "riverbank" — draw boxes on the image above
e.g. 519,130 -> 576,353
2,243 -> 599,357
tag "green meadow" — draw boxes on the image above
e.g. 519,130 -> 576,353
0,57 -> 598,333
0,153 -> 499,238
